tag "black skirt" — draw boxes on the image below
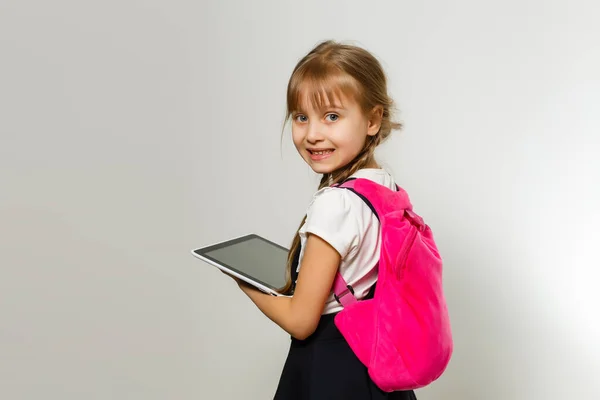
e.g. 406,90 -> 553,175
273,313 -> 417,400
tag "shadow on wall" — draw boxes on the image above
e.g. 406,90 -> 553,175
417,236 -> 533,400
419,231 -> 600,400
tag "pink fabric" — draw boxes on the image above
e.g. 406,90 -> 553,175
332,271 -> 358,307
332,178 -> 453,392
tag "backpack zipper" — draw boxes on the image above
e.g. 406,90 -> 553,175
396,225 -> 418,280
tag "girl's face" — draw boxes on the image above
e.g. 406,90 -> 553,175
291,90 -> 381,174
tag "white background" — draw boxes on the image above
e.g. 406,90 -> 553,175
1,0 -> 599,399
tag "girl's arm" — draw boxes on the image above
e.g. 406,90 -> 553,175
236,233 -> 340,340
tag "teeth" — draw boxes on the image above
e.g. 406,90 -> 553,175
313,150 -> 332,155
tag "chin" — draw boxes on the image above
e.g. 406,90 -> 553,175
308,163 -> 337,175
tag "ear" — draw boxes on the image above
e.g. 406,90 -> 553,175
367,105 -> 384,136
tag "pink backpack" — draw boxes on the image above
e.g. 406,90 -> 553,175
332,178 -> 453,392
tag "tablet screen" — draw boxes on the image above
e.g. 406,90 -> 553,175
197,235 -> 289,290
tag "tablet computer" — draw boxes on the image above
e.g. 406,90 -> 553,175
191,234 -> 289,296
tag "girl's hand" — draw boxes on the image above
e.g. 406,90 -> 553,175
231,234 -> 340,340
221,270 -> 260,296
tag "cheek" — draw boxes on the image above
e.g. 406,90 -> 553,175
291,127 -> 303,150
335,124 -> 366,152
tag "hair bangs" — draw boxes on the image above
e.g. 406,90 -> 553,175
287,71 -> 360,117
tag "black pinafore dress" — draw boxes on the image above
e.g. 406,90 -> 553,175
273,247 -> 417,400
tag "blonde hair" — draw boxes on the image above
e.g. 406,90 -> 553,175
280,40 -> 401,294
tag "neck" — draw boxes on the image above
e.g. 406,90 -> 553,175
364,156 -> 379,169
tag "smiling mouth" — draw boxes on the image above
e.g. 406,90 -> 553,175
307,149 -> 335,161
308,149 -> 334,155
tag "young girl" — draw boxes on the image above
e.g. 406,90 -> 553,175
227,40 -> 417,400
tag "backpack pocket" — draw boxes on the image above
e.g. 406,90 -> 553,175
394,224 -> 418,280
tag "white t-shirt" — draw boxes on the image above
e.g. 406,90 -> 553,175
297,168 -> 397,315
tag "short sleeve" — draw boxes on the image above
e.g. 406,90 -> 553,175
299,187 -> 360,259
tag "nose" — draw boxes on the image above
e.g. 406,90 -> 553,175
306,121 -> 324,144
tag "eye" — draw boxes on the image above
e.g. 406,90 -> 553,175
294,114 -> 308,123
325,113 -> 339,122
